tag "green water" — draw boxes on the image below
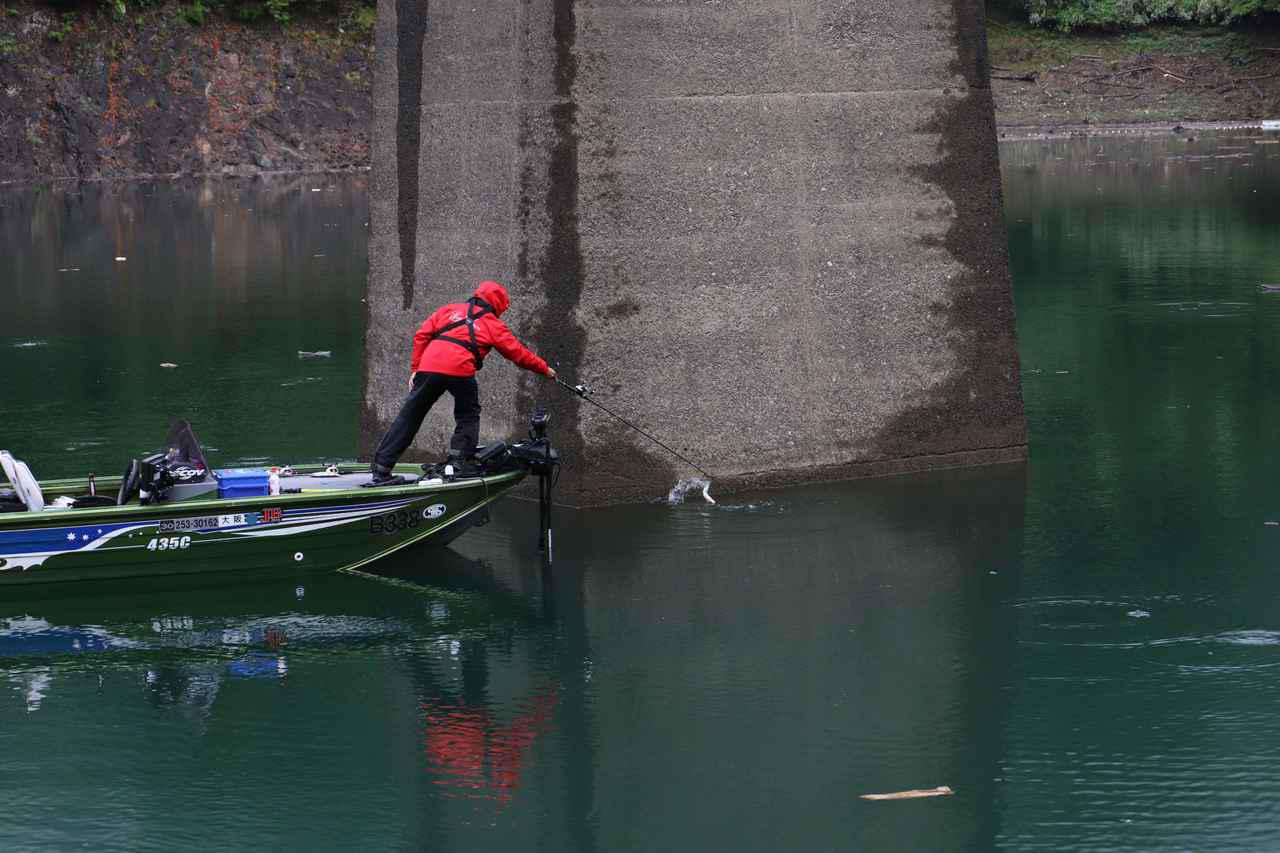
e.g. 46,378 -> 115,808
0,176 -> 367,474
2,133 -> 1280,851
1000,132 -> 1280,850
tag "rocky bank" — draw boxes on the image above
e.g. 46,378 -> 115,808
988,20 -> 1280,134
0,2 -> 370,183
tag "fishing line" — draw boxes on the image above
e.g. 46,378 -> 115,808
554,377 -> 714,480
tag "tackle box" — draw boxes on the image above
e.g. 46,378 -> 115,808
213,468 -> 270,499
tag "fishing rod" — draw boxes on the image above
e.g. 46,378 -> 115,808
554,377 -> 714,480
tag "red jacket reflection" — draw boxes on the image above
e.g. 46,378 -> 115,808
423,688 -> 558,804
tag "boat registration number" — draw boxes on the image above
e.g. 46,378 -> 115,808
146,536 -> 192,551
369,509 -> 420,535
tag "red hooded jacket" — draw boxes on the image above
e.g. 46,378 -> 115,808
411,280 -> 551,378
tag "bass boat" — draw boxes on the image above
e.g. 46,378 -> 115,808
0,417 -> 558,585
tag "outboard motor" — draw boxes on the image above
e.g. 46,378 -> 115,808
138,453 -> 175,506
137,420 -> 212,505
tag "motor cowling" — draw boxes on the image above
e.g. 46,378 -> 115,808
138,450 -> 208,505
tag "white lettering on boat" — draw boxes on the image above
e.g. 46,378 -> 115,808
146,536 -> 192,551
423,504 -> 447,519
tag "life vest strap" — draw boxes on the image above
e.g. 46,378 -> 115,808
426,298 -> 493,370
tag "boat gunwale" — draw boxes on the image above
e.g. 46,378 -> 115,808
1,464 -> 525,528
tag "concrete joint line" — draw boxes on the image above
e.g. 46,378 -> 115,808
420,86 -> 964,112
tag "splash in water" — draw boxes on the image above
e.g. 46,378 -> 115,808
666,478 -> 715,506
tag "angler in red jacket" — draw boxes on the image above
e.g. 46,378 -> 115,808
370,280 -> 556,482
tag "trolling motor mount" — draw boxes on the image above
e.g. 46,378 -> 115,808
530,409 -> 550,440
431,411 -> 558,561
509,409 -> 559,476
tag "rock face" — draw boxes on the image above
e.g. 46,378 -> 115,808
0,6 -> 371,182
364,0 -> 1027,505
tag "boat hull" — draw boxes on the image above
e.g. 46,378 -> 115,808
0,471 -> 523,585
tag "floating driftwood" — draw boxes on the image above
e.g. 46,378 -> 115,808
861,786 -> 954,801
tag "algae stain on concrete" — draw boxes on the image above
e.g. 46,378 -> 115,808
395,0 -> 426,311
879,0 -> 1025,460
516,0 -> 589,472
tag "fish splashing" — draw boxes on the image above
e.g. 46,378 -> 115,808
666,478 -> 715,506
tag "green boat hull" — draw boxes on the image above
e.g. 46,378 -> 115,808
0,468 -> 525,585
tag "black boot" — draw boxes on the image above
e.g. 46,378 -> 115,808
445,450 -> 479,479
367,464 -> 402,487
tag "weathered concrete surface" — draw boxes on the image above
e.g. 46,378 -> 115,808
364,0 -> 1027,505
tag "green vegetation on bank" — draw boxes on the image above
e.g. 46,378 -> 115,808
30,0 -> 373,27
996,0 -> 1280,30
987,16 -> 1266,70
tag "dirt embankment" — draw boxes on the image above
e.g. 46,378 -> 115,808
0,3 -> 370,183
988,21 -> 1280,135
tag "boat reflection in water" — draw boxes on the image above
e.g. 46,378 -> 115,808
0,616 -> 138,657
0,616 -> 139,712
0,538 -> 571,810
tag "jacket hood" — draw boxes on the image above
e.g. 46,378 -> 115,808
473,280 -> 510,316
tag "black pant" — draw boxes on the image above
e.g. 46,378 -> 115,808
372,372 -> 481,472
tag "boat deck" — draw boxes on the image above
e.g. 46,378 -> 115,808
1,462 -> 463,516
278,471 -> 418,491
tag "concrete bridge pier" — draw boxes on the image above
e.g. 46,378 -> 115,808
364,0 -> 1026,505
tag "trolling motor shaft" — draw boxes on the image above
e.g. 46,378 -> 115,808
508,409 -> 559,563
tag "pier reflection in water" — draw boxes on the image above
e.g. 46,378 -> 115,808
0,466 -> 1025,852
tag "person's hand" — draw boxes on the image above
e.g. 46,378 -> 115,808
546,367 -> 557,379
408,372 -> 417,391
